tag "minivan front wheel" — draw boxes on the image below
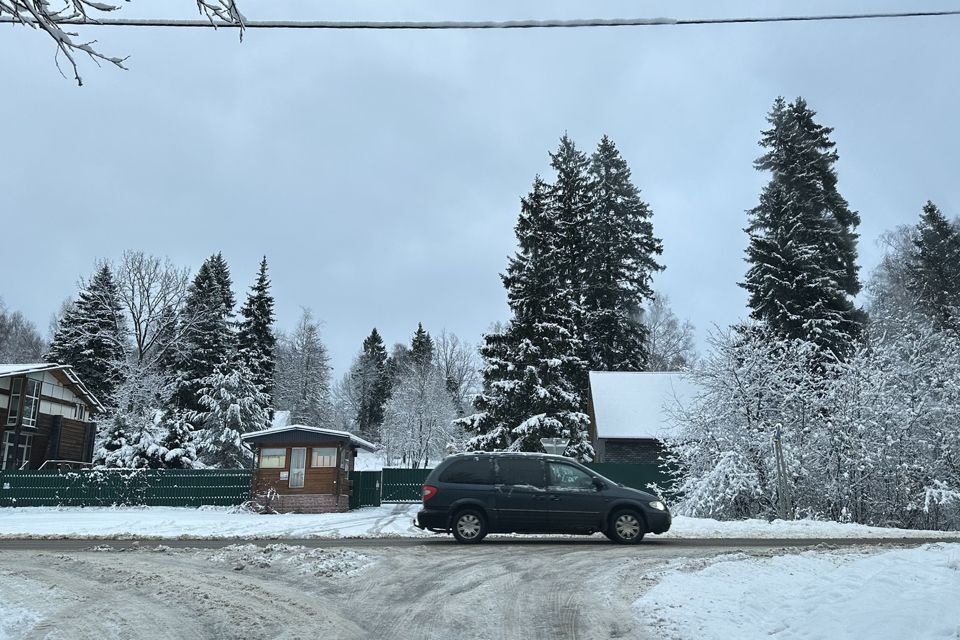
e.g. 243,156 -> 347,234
606,509 -> 645,544
451,509 -> 487,544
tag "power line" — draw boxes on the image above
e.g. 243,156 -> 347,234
2,10 -> 960,30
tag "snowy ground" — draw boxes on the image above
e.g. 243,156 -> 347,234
0,540 -> 956,639
2,503 -> 960,540
635,543 -> 960,639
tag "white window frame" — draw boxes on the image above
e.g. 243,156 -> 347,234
311,447 -> 338,468
20,379 -> 42,428
289,447 -> 307,489
2,432 -> 33,470
6,378 -> 22,426
73,403 -> 85,421
259,447 -> 287,469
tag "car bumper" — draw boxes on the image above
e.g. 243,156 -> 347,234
645,509 -> 672,534
415,508 -> 449,531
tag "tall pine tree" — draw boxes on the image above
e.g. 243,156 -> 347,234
582,135 -> 664,370
173,255 -> 235,415
353,328 -> 390,442
742,97 -> 864,357
410,323 -> 434,367
905,201 -> 960,332
46,263 -> 128,408
460,177 -> 593,459
237,257 -> 277,403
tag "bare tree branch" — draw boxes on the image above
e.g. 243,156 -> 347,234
0,0 -> 244,84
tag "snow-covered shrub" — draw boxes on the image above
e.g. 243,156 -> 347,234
672,322 -> 960,530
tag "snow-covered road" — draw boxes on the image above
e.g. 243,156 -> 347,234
2,503 -> 959,540
1,541 -> 957,640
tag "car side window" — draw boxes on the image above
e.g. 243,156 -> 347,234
547,462 -> 596,491
439,458 -> 495,484
496,458 -> 546,488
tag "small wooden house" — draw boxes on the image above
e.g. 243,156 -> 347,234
242,424 -> 376,513
0,363 -> 103,470
587,371 -> 698,463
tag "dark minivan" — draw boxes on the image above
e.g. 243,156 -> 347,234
414,452 -> 671,543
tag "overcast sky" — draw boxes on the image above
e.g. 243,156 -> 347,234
1,0 -> 957,376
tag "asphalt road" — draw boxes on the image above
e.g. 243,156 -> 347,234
0,535 -> 955,551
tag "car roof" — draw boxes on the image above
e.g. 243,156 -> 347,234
445,451 -> 579,462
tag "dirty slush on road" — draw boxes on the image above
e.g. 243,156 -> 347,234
0,541 -> 855,640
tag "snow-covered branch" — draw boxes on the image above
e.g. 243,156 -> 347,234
0,0 -> 244,85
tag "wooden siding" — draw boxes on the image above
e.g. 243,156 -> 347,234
251,441 -> 355,497
58,418 -> 91,461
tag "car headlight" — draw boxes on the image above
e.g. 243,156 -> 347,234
648,500 -> 666,511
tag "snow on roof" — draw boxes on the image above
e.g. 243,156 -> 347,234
241,424 -> 376,451
0,363 -> 61,378
589,371 -> 699,441
0,362 -> 105,412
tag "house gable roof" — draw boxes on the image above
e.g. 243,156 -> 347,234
0,363 -> 105,413
589,371 -> 699,441
241,424 -> 376,451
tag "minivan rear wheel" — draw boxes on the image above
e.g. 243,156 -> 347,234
606,509 -> 645,544
451,509 -> 487,544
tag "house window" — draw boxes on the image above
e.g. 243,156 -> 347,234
260,448 -> 287,469
311,447 -> 337,468
6,379 -> 21,426
5,378 -> 41,428
73,404 -> 86,421
1,432 -> 33,470
20,379 -> 42,428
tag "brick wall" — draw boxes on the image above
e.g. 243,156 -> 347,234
254,492 -> 350,514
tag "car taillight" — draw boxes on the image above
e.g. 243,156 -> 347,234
422,485 -> 438,502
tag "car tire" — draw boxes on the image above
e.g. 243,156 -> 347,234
451,509 -> 487,544
606,509 -> 646,544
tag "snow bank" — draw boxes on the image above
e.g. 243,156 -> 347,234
1,504 -> 959,540
206,543 -> 370,576
0,504 -> 428,540
635,543 -> 960,639
663,515 -> 960,539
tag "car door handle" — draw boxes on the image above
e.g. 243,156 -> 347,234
549,496 -> 561,502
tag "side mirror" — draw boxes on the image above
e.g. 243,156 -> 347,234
592,477 -> 605,491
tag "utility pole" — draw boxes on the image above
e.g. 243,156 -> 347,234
772,423 -> 792,520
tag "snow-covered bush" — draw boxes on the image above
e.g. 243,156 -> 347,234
672,323 -> 960,530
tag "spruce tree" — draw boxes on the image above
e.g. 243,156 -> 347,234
410,323 -> 434,367
237,257 -> 277,402
459,177 -> 593,460
208,252 -> 236,320
582,135 -> 664,370
353,328 -> 390,441
196,364 -> 267,468
742,97 -> 864,357
46,263 -> 128,408
905,201 -> 960,331
173,255 -> 235,414
547,135 -> 592,330
160,408 -> 198,469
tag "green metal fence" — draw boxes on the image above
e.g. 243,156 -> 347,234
0,469 -> 253,508
348,471 -> 382,510
352,462 -> 674,509
584,463 -> 673,494
380,468 -> 431,502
